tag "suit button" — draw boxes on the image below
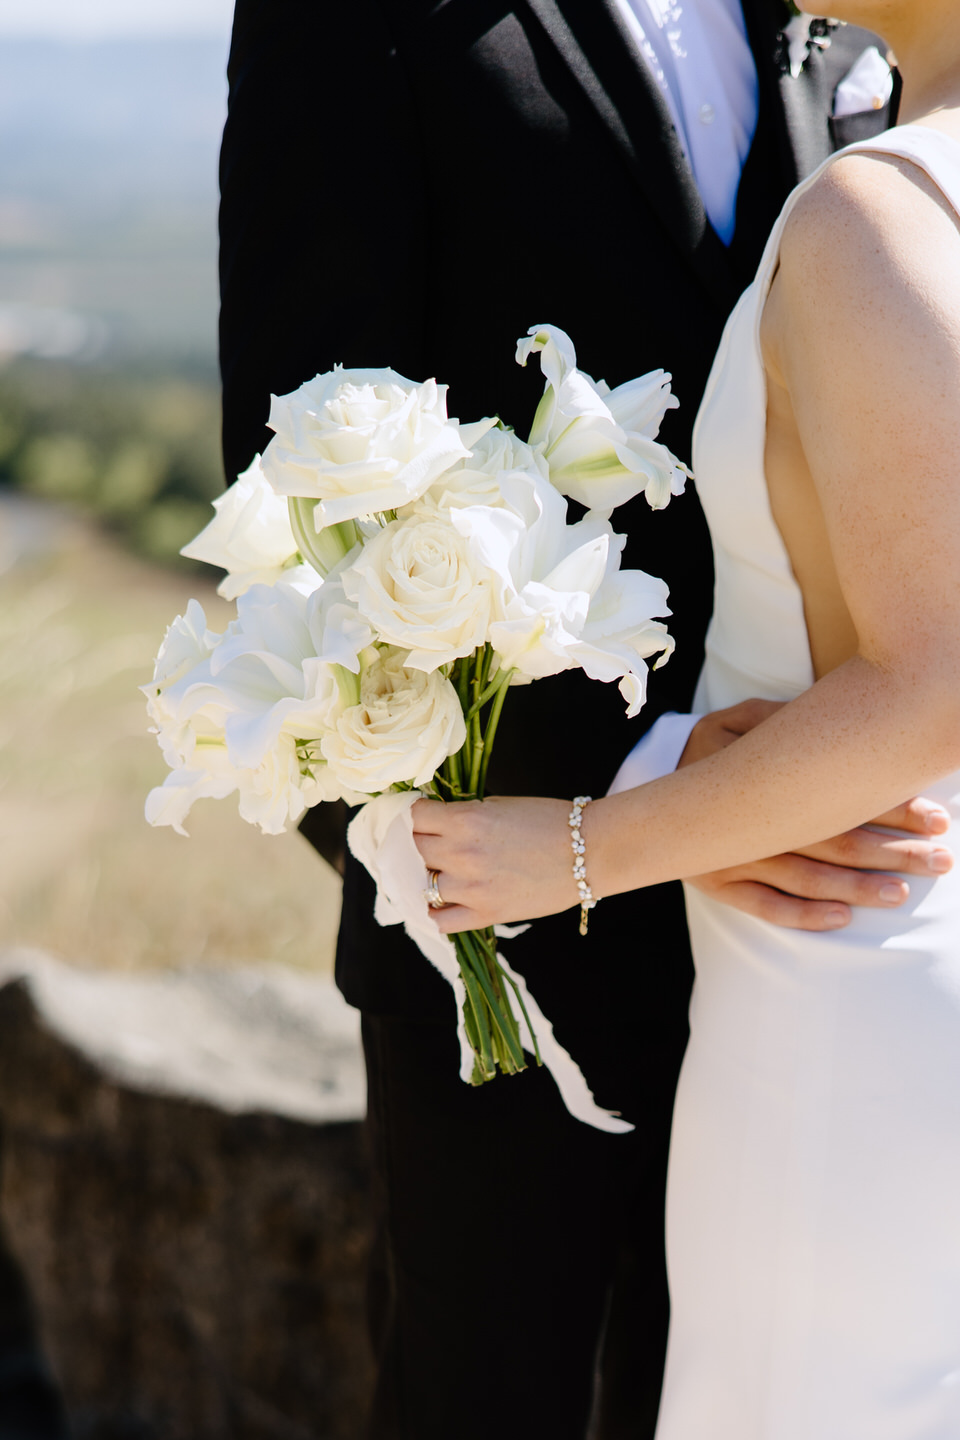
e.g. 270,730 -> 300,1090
698,103 -> 716,125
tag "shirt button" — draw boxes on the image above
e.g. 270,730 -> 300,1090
698,103 -> 716,125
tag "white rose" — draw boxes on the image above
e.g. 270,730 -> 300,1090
340,513 -> 493,672
179,457 -> 319,599
409,425 -> 547,515
261,365 -> 494,526
517,324 -> 690,514
321,649 -> 466,793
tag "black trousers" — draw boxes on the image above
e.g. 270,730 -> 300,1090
362,1011 -> 688,1440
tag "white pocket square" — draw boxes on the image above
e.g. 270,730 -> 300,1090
833,45 -> 894,119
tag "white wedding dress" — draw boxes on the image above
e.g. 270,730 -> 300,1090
654,125 -> 960,1439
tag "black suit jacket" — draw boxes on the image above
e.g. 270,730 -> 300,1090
219,2 -> 894,1075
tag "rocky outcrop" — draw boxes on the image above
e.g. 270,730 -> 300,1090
0,952 -> 372,1440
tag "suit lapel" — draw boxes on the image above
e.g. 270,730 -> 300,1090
738,0 -> 804,187
741,1 -> 896,184
522,0 -> 739,308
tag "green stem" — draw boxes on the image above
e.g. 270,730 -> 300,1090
461,986 -> 481,1055
287,498 -> 357,577
463,666 -> 508,722
444,649 -> 536,1082
474,930 -> 520,1035
501,971 -> 542,1068
477,669 -> 514,801
453,658 -> 473,798
445,745 -> 462,795
287,496 -> 321,570
479,641 -> 494,693
458,952 -> 495,1080
456,655 -> 472,713
459,931 -> 525,1072
468,732 -> 483,797
466,649 -> 484,796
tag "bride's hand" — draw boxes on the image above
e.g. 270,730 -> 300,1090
412,795 -> 575,933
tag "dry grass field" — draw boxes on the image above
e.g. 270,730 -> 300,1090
0,496 -> 342,974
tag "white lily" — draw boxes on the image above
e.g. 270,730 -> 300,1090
449,466 -> 672,711
142,586 -> 373,834
517,324 -> 689,514
205,585 -> 369,779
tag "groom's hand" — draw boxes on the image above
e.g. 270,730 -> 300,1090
679,699 -> 953,931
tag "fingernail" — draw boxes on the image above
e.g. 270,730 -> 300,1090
923,807 -> 950,834
879,881 -> 908,904
928,849 -> 954,874
824,908 -> 849,929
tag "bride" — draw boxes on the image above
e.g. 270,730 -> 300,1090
411,0 -> 960,1433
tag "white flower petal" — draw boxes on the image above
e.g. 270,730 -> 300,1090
516,323 -> 690,512
341,513 -> 494,673
261,368 -> 475,522
180,456 -> 302,596
321,650 -> 466,794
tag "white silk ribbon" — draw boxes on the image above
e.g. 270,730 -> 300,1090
347,791 -> 633,1134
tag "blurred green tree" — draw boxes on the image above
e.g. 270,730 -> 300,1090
0,359 -> 224,569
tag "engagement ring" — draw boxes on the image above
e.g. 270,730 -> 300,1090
425,869 -> 447,909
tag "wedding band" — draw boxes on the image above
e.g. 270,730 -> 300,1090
425,869 -> 447,909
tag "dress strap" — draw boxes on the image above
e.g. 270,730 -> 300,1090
751,123 -> 960,294
843,125 -> 960,219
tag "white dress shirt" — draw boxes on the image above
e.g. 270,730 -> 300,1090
613,0 -> 759,243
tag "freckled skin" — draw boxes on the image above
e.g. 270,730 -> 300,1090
414,1 -> 960,935
762,150 -> 960,681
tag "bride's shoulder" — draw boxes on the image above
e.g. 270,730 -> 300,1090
778,135 -> 960,324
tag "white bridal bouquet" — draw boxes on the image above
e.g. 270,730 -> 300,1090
144,325 -> 688,1130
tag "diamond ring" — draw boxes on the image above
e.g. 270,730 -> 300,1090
424,868 -> 447,909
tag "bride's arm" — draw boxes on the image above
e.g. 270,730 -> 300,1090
414,150 -> 960,933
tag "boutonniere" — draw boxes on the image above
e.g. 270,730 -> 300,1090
781,6 -> 842,80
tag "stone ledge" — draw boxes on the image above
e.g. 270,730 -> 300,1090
0,953 -> 373,1440
0,950 -> 365,1125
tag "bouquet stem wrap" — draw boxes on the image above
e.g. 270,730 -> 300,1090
347,790 -> 633,1134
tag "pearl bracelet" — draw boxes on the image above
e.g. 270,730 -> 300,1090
569,795 -> 598,936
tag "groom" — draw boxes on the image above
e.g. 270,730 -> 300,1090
219,3 -> 905,1435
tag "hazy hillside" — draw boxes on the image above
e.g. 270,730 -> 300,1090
0,38 -> 229,363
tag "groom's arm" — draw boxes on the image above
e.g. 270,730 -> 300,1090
678,701 -> 952,931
